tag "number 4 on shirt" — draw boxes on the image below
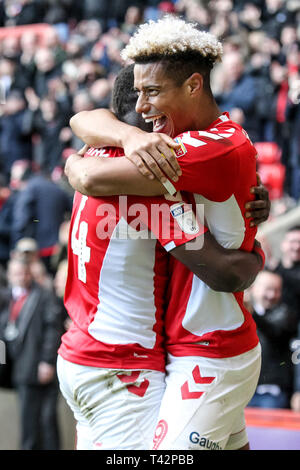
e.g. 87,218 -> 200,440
71,195 -> 91,283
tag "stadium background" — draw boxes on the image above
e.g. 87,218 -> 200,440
0,0 -> 299,450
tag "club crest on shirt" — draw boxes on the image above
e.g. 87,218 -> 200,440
171,137 -> 187,158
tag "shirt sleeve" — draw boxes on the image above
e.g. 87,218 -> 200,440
125,193 -> 208,252
168,131 -> 240,201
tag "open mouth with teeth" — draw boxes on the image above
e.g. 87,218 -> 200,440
143,114 -> 172,134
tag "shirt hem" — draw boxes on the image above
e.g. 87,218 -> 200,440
57,347 -> 166,373
166,338 -> 259,359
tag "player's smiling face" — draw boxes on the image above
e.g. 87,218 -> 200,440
134,62 -> 194,138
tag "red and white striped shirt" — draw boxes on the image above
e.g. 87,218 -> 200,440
58,147 -> 204,371
164,113 -> 261,358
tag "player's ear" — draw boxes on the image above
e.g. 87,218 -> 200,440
186,73 -> 203,96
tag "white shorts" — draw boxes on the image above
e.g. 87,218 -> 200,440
152,344 -> 261,450
56,355 -> 165,450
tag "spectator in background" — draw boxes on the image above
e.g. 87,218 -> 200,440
0,174 -> 15,268
11,237 -> 39,265
0,2 -> 4,27
11,236 -> 53,289
0,161 -> 36,266
261,0 -> 294,39
59,89 -> 95,152
11,167 -> 72,273
1,36 -> 21,62
247,269 -> 298,409
72,89 -> 94,113
12,235 -> 54,286
107,0 -> 144,29
1,37 -> 35,90
102,34 -> 125,76
247,35 -> 282,143
32,48 -> 62,98
0,89 -> 33,182
237,2 -> 263,33
77,58 -> 106,88
274,226 -> 300,319
81,0 -> 110,26
287,108 -> 300,201
42,28 -> 68,66
285,53 -> 300,201
24,94 -> 71,173
0,58 -> 19,97
88,77 -> 112,109
8,159 -> 32,193
3,0 -> 46,27
47,76 -> 72,113
0,256 -> 64,449
43,0 -> 74,27
121,5 -> 143,35
213,48 -> 259,142
19,31 -> 39,88
30,259 -> 53,290
269,57 -> 291,178
76,19 -> 103,57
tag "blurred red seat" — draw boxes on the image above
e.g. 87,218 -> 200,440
254,142 -> 282,164
254,142 -> 285,200
258,163 -> 286,200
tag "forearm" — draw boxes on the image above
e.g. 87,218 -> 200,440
171,233 -> 264,292
64,154 -> 93,195
222,248 -> 263,292
64,154 -> 125,196
64,153 -> 166,197
69,109 -> 137,148
187,252 -> 261,293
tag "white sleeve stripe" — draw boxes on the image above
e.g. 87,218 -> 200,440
217,114 -> 229,123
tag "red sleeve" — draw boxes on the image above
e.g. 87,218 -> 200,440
125,194 -> 208,252
84,146 -> 124,158
169,131 -> 240,201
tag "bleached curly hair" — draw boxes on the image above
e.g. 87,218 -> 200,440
121,15 -> 223,65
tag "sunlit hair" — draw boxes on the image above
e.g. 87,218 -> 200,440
121,15 -> 223,90
121,15 -> 223,65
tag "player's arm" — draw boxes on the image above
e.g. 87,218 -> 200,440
170,232 -> 264,292
70,109 -> 136,148
65,151 -> 270,228
69,110 -> 270,224
65,152 -> 169,196
69,109 -> 181,183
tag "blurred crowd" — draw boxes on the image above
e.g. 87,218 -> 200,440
0,0 -> 300,450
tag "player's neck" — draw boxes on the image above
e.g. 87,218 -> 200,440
191,99 -> 221,131
176,96 -> 221,135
